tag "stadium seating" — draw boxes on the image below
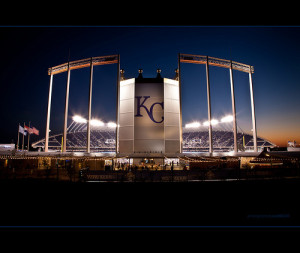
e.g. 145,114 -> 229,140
33,127 -> 275,152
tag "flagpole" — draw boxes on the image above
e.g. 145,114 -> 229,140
22,122 -> 25,151
17,124 -> 20,151
27,121 -> 31,151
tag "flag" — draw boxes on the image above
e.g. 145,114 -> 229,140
288,141 -> 296,147
24,125 -> 33,134
32,127 -> 39,135
19,125 -> 27,136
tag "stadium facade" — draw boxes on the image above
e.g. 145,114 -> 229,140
31,53 -> 276,168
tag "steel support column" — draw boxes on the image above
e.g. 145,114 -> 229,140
87,58 -> 94,153
63,62 -> 71,152
45,70 -> 53,152
206,56 -> 213,153
116,54 -> 120,154
229,61 -> 238,152
249,72 -> 258,152
178,53 -> 183,153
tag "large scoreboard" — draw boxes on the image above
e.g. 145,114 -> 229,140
118,77 -> 181,155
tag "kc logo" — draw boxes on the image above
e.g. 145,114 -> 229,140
135,96 -> 164,123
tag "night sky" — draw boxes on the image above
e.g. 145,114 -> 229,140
0,26 -> 300,147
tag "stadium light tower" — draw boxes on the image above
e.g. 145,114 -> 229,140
45,54 -> 119,153
205,56 -> 213,153
45,69 -> 53,152
249,72 -> 258,152
179,53 -> 257,153
63,62 -> 71,152
87,58 -> 93,153
229,60 -> 238,152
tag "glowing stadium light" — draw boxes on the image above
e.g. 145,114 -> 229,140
203,119 -> 219,126
203,121 -> 210,126
211,119 -> 219,125
107,122 -> 117,128
184,114 -> 233,128
221,115 -> 233,123
73,115 -> 87,123
90,119 -> 105,127
185,122 -> 201,128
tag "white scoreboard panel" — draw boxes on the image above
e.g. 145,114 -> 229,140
118,77 -> 181,155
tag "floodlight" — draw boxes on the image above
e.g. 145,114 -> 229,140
107,122 -> 117,128
72,115 -> 87,123
90,119 -> 104,126
203,119 -> 219,126
221,115 -> 233,123
203,121 -> 210,126
185,122 -> 201,128
211,119 -> 219,125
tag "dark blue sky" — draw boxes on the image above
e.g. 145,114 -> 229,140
0,26 -> 300,146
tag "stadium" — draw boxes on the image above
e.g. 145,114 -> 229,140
3,53 -> 300,183
29,53 -> 278,165
35,53 -> 272,159
32,116 -> 275,153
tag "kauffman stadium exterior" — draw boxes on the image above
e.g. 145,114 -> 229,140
31,53 -> 277,169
